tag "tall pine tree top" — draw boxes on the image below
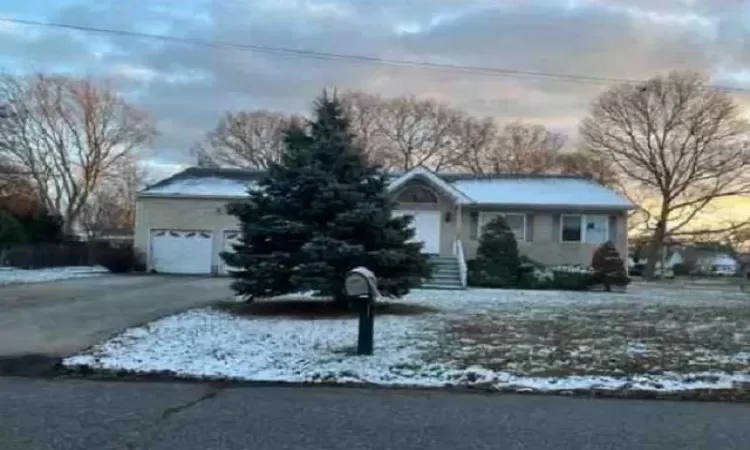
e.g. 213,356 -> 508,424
223,92 -> 430,303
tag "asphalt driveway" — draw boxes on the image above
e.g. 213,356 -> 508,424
0,275 -> 233,357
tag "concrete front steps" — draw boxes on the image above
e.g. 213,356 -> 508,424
421,255 -> 466,290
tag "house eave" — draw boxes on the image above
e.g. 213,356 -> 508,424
137,193 -> 246,201
468,202 -> 634,211
387,167 -> 474,204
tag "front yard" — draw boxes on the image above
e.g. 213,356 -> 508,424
63,284 -> 750,395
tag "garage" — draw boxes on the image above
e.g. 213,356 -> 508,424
393,210 -> 441,254
150,230 -> 214,274
220,230 -> 241,275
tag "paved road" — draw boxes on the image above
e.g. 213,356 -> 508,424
0,378 -> 748,450
0,275 -> 232,357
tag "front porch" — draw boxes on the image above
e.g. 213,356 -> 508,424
389,169 -> 470,289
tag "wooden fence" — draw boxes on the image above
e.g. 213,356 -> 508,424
0,242 -> 115,269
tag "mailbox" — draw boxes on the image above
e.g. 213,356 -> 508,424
345,267 -> 379,299
345,266 -> 378,355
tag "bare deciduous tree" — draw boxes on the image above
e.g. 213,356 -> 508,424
0,74 -> 156,235
378,96 -> 466,171
458,121 -> 567,175
580,71 -> 750,277
453,116 -> 500,174
492,122 -> 566,174
340,91 -> 389,165
81,155 -> 146,239
193,110 -> 294,169
341,93 -> 466,172
555,150 -> 618,186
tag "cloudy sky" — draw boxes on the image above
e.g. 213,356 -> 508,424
1,0 -> 749,177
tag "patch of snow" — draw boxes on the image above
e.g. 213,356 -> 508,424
64,308 -> 444,386
142,177 -> 253,197
63,286 -> 750,393
452,178 -> 632,208
0,266 -> 106,286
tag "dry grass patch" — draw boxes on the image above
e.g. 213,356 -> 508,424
430,304 -> 750,378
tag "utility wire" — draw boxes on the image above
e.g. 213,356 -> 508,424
1,16 -> 749,94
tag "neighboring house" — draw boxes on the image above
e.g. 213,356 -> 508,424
666,246 -> 739,276
135,166 -> 633,287
696,253 -> 738,276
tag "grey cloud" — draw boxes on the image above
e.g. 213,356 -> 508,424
1,0 -> 749,166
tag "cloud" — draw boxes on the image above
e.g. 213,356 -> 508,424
0,0 -> 748,166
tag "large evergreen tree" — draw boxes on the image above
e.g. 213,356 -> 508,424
223,92 -> 431,303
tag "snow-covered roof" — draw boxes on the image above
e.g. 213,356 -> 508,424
701,254 -> 738,266
448,177 -> 632,209
140,166 -> 633,209
142,176 -> 253,197
140,167 -> 262,198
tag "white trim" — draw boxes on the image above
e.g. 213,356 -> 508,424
146,226 -> 153,272
387,167 -> 473,204
560,214 -> 610,243
477,211 -> 527,242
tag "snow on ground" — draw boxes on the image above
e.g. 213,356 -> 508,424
0,266 -> 106,286
63,286 -> 750,393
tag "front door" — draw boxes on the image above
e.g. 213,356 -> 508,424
393,210 -> 441,254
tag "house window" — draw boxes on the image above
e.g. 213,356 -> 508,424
478,213 -> 527,242
469,211 -> 479,240
396,185 -> 438,203
561,215 -> 583,242
504,214 -> 526,242
561,214 -> 609,243
584,215 -> 608,244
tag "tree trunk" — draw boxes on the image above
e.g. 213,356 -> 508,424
644,217 -> 667,280
62,219 -> 76,241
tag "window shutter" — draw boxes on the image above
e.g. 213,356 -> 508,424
525,214 -> 534,242
552,214 -> 561,242
609,215 -> 618,243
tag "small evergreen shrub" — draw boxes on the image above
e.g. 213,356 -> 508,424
591,241 -> 629,291
469,215 -> 520,288
549,266 -> 596,291
518,266 -> 555,289
0,210 -> 27,245
97,245 -> 145,273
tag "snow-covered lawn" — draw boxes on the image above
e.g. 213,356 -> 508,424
0,266 -> 106,286
63,285 -> 750,394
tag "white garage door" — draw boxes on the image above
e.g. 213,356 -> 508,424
220,230 -> 241,275
393,210 -> 441,254
150,230 -> 213,274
